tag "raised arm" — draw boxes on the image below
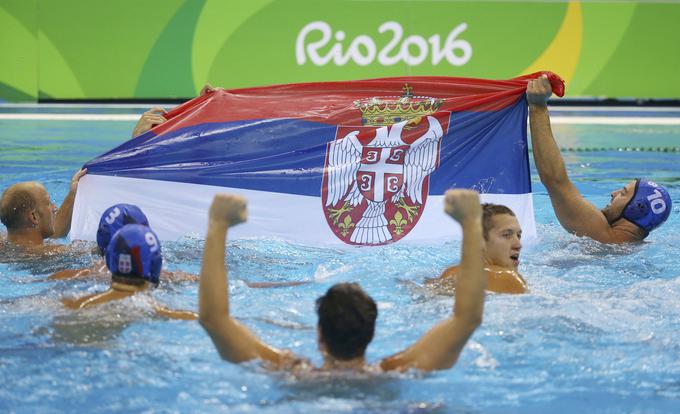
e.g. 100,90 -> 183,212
52,168 -> 87,238
198,194 -> 287,364
528,76 -> 619,243
380,189 -> 485,372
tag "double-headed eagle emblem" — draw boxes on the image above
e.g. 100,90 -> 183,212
322,85 -> 446,245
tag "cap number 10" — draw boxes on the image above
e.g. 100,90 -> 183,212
647,190 -> 667,214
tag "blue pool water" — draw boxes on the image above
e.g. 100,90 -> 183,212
1,108 -> 679,413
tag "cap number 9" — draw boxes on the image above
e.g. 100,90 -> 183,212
145,232 -> 159,252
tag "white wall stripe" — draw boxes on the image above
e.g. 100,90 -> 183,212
0,114 -> 140,121
550,116 -> 680,125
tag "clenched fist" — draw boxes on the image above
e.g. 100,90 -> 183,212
209,194 -> 248,227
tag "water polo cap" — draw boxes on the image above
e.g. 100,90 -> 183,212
96,204 -> 149,255
621,179 -> 672,233
105,224 -> 162,285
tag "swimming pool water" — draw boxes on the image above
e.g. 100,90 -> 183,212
1,110 -> 679,413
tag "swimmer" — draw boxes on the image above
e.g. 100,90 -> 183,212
49,203 -> 197,283
0,169 -> 87,249
527,75 -> 672,243
199,189 -> 486,372
61,223 -> 197,320
427,203 -> 527,294
131,84 -> 216,137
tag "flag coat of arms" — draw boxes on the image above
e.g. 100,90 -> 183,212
71,73 -> 564,245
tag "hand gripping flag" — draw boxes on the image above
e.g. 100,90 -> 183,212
71,72 -> 564,245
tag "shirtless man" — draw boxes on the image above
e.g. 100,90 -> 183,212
527,75 -> 672,243
0,169 -> 87,248
199,190 -> 485,372
48,203 -> 150,279
429,203 -> 527,294
62,223 -> 197,320
49,203 -> 197,283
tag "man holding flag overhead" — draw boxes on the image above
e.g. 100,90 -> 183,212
527,75 -> 672,243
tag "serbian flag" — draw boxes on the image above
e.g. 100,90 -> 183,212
71,73 -> 564,245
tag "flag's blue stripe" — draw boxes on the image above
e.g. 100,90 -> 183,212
431,98 -> 531,194
85,101 -> 530,196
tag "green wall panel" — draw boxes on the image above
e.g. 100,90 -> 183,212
0,0 -> 678,102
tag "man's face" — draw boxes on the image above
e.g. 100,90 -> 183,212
31,184 -> 57,238
485,214 -> 522,269
601,180 -> 637,224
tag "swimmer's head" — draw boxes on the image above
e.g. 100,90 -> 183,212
620,179 -> 672,234
96,204 -> 149,255
105,224 -> 162,285
1,182 -> 57,238
316,283 -> 377,361
482,204 -> 522,269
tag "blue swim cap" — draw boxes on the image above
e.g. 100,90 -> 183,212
96,204 -> 149,255
621,179 -> 672,233
105,224 -> 162,285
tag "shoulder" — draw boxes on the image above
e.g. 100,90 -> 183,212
423,264 -> 459,292
485,266 -> 528,294
435,264 -> 459,280
265,350 -> 314,372
606,219 -> 647,243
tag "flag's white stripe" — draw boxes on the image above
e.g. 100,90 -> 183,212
72,175 -> 536,245
2,113 -> 679,125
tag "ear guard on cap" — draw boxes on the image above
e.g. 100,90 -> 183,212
621,179 -> 672,234
96,204 -> 149,255
105,224 -> 162,285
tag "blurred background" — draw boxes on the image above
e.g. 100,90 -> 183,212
1,0 -> 679,102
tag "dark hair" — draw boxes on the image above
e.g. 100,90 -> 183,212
482,203 -> 516,240
0,184 -> 37,230
316,283 -> 377,360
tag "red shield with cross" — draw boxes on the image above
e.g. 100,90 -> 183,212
321,113 -> 449,246
357,145 -> 408,203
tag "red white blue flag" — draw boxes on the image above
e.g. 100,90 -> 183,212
72,73 -> 564,245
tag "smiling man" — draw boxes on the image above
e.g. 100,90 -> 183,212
527,75 -> 672,243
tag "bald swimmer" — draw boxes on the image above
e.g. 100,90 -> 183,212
1,169 -> 87,249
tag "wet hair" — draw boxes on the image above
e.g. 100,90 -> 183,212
482,203 -> 516,240
316,283 -> 378,360
0,183 -> 37,231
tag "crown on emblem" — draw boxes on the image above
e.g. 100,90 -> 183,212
353,84 -> 443,128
